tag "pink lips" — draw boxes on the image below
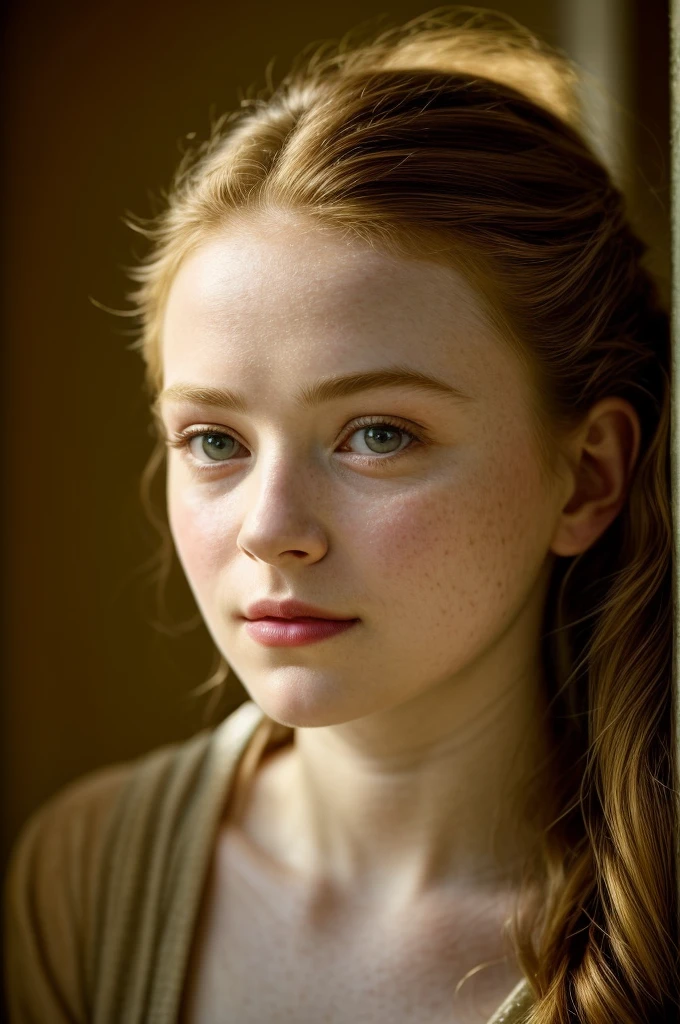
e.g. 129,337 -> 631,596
242,616 -> 359,647
243,597 -> 356,621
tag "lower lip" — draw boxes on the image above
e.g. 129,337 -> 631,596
242,616 -> 359,647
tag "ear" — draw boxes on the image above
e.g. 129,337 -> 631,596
550,397 -> 642,558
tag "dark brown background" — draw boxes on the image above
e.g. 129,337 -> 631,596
2,0 -> 670,876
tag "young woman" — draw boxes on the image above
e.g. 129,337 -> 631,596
5,8 -> 677,1023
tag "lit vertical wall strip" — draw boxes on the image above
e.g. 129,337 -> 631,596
670,0 -> 680,933
557,0 -> 632,187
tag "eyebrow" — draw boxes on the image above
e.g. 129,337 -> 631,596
155,365 -> 473,416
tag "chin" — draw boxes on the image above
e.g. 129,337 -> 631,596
243,672 -> 398,730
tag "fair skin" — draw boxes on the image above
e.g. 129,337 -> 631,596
159,210 -> 640,1020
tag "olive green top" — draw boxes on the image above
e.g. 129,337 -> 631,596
4,699 -> 534,1023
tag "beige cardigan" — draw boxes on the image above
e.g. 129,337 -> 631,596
4,699 -> 535,1023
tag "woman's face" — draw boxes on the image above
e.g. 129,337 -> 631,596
159,212 -> 565,728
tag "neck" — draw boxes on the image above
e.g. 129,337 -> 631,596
292,671 -> 548,906
240,628 -> 552,914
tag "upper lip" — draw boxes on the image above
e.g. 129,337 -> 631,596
241,598 -> 358,621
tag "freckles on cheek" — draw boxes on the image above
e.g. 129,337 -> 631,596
465,446 -> 547,592
357,449 -> 541,614
349,491 -> 461,590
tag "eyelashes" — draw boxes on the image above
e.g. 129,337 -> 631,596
164,414 -> 430,473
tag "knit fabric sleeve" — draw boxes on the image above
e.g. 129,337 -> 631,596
3,763 -> 135,1024
3,702 -> 267,1024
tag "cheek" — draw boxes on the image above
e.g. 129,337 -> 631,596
349,444 -> 547,631
168,484 -> 233,590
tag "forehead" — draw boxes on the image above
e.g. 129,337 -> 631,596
161,214 -> 519,399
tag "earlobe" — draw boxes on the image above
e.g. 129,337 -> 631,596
550,498 -> 623,558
